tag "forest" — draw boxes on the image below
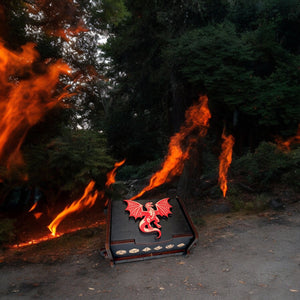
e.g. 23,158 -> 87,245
0,0 -> 299,244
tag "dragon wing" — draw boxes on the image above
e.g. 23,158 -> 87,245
124,200 -> 144,220
155,198 -> 172,217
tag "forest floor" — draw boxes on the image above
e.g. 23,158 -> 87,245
0,199 -> 300,299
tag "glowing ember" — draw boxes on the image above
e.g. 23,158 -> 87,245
12,220 -> 106,249
106,159 -> 126,188
0,40 -> 71,168
12,233 -> 62,248
48,180 -> 98,236
218,130 -> 235,198
130,95 -> 211,201
275,124 -> 300,151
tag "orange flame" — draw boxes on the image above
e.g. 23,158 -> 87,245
275,124 -> 300,151
48,181 -> 98,236
105,159 -> 126,188
218,130 -> 235,197
33,212 -> 43,219
47,159 -> 125,236
0,40 -> 71,168
28,202 -> 38,212
14,160 -> 124,247
130,95 -> 211,200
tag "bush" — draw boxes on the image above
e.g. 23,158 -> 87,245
232,142 -> 300,191
23,128 -> 115,202
244,194 -> 270,212
0,218 -> 16,246
116,159 -> 162,181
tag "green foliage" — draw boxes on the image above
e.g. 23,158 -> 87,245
167,18 -> 299,138
0,218 -> 16,246
228,195 -> 246,212
23,129 -> 114,201
228,193 -> 270,212
116,159 -> 162,180
1,0 -> 299,199
227,185 -> 270,212
99,0 -> 130,26
105,100 -> 166,164
232,142 -> 300,191
244,194 -> 270,212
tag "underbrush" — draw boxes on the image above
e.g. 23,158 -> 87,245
231,142 -> 299,192
0,218 -> 16,246
116,159 -> 162,181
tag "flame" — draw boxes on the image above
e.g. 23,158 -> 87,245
218,130 -> 235,197
28,202 -> 38,212
33,212 -> 43,219
48,181 -> 98,236
275,124 -> 300,151
14,160 -> 124,246
47,159 -> 125,237
12,234 -> 62,248
0,40 -> 71,168
12,219 -> 106,249
130,95 -> 211,200
106,159 -> 126,188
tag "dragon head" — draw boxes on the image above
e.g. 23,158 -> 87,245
145,202 -> 153,209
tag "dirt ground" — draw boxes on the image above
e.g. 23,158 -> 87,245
1,202 -> 300,300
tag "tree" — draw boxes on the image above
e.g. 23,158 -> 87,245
102,0 -> 229,162
0,0 -> 128,206
165,1 -> 300,151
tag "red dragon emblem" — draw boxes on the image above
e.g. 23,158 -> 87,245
124,198 -> 172,239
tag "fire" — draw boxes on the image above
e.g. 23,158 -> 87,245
47,159 -> 125,237
218,130 -> 235,197
275,124 -> 300,151
0,40 -> 71,168
28,202 -> 38,212
33,212 -> 43,220
48,180 -> 98,236
130,95 -> 211,200
106,159 -> 126,188
28,202 -> 43,219
12,159 -> 124,247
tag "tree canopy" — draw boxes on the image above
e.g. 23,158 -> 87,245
0,0 -> 299,205
103,0 -> 299,158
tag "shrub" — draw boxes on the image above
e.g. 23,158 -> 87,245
116,159 -> 162,181
0,218 -> 16,246
232,142 -> 299,191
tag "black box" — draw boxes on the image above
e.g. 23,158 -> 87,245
104,197 -> 198,264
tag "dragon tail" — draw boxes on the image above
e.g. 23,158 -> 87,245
139,221 -> 161,239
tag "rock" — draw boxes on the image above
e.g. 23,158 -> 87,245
269,198 -> 285,210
